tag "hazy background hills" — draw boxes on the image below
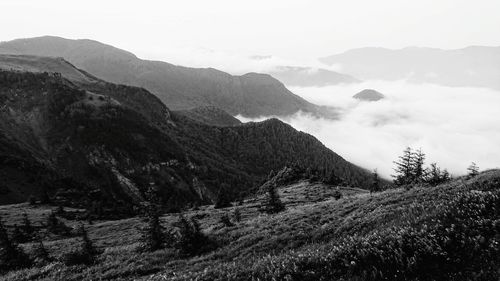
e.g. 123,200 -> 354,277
320,46 -> 500,90
0,36 -> 333,118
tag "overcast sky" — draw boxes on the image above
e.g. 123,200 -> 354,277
1,0 -> 499,62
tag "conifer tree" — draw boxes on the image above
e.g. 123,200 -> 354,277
392,147 -> 415,186
370,169 -> 380,193
467,162 -> 479,178
22,213 -> 34,238
11,224 -> 27,243
233,207 -> 242,223
32,236 -> 51,265
412,149 -> 426,183
140,204 -> 166,252
219,212 -> 234,227
174,214 -> 210,256
262,184 -> 285,214
0,217 -> 30,272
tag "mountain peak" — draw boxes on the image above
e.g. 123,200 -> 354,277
353,89 -> 385,101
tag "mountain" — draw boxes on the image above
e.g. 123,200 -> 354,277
267,66 -> 360,87
0,55 -> 372,210
353,89 -> 385,101
175,106 -> 242,127
0,36 -> 332,118
320,46 -> 500,90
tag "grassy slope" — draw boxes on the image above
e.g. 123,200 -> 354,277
1,170 -> 499,280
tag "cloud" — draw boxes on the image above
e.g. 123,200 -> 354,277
237,81 -> 500,179
137,46 -> 341,75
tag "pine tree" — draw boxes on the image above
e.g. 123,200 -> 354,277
467,162 -> 479,178
214,184 -> 232,209
0,217 -> 30,272
219,213 -> 234,227
63,224 -> 98,265
262,184 -> 285,214
21,213 -> 34,238
32,236 -> 51,265
79,224 -> 98,257
140,205 -> 166,252
392,147 -> 415,186
174,214 -> 210,256
412,149 -> 426,183
370,169 -> 380,193
11,224 -> 27,243
233,207 -> 241,223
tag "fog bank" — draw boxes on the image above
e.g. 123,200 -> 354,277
238,81 -> 500,179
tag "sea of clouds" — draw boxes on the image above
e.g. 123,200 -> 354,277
238,80 -> 500,179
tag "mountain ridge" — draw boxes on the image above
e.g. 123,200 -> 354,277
0,36 -> 333,118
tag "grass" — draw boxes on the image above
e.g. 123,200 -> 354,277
1,171 -> 499,280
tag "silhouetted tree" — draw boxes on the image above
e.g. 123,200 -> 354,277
64,224 -> 98,265
467,162 -> 479,178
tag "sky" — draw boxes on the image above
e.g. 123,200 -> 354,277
1,0 -> 500,63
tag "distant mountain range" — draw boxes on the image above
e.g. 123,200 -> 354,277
320,46 -> 500,90
0,54 -> 372,209
0,36 -> 335,118
267,66 -> 360,87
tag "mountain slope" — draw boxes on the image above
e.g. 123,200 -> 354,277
0,55 -> 372,209
320,46 -> 500,90
175,106 -> 242,127
0,36 -> 331,118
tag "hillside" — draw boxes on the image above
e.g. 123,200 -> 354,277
268,66 -> 360,87
0,36 -> 332,118
320,46 -> 500,90
0,56 -> 373,209
1,170 -> 498,280
175,106 -> 242,127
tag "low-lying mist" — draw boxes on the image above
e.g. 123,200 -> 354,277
238,81 -> 500,179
